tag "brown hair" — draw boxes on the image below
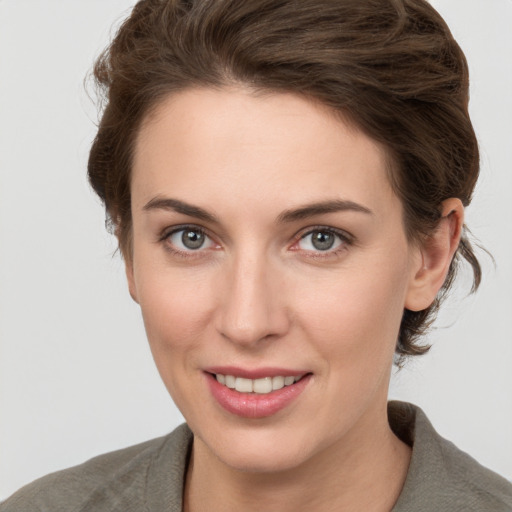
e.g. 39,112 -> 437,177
88,0 -> 481,359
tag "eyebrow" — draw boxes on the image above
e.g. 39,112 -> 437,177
143,197 -> 219,224
142,197 -> 373,224
277,199 -> 373,223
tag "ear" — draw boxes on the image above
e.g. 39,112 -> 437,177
405,198 -> 464,312
124,258 -> 140,304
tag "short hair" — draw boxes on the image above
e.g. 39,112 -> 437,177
88,0 -> 481,360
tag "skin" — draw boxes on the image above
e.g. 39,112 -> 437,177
126,87 -> 463,511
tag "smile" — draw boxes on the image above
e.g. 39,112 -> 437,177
215,374 -> 302,394
207,371 -> 312,418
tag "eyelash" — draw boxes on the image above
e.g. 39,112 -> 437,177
159,225 -> 217,260
159,224 -> 353,260
293,226 -> 353,259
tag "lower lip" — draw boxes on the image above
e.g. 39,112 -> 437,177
206,373 -> 311,419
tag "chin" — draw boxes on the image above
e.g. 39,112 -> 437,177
219,446 -> 309,474
195,424 -> 318,474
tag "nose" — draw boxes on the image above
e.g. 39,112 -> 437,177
215,252 -> 290,348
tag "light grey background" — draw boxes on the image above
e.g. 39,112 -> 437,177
0,0 -> 511,499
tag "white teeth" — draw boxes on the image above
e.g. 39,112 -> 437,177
235,377 -> 253,393
272,376 -> 284,390
215,374 -> 302,394
225,375 -> 236,389
253,377 -> 272,394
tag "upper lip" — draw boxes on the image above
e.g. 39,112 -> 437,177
204,366 -> 310,380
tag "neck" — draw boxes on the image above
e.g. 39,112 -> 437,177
184,403 -> 411,512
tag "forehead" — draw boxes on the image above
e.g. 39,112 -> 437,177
132,87 -> 399,219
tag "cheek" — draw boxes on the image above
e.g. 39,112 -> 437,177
292,258 -> 409,363
135,266 -> 216,354
134,267 -> 219,410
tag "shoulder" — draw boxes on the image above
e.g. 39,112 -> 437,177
0,423 -> 192,512
390,401 -> 512,512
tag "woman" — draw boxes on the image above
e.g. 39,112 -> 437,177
2,0 -> 511,510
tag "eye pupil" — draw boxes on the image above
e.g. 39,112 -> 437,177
311,231 -> 335,250
182,230 -> 205,249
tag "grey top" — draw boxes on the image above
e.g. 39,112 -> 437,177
2,401 -> 511,511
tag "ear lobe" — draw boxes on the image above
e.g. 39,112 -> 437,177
125,259 -> 140,304
405,198 -> 464,312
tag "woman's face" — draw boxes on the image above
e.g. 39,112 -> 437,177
128,87 -> 422,472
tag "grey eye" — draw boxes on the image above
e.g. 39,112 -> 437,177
168,228 -> 215,251
182,230 -> 205,249
298,230 -> 343,252
311,231 -> 335,250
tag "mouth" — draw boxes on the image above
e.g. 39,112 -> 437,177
205,369 -> 312,418
213,373 -> 304,395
